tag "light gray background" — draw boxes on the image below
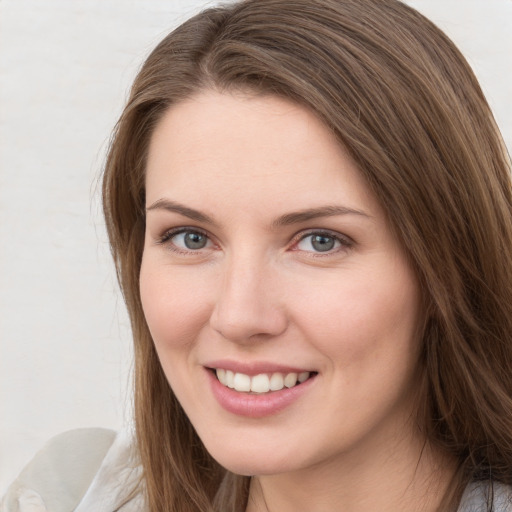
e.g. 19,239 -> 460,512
1,0 -> 511,495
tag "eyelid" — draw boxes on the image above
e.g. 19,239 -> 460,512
157,226 -> 206,242
156,226 -> 216,251
154,226 -> 353,256
290,229 -> 354,253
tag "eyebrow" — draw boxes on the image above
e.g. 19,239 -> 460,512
146,199 -> 370,227
271,205 -> 370,228
146,199 -> 217,226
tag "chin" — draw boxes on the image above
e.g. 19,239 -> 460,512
218,459 -> 294,477
205,442 -> 300,476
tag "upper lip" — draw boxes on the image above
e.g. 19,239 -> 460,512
204,359 -> 315,376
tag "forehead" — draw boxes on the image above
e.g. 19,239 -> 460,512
148,90 -> 337,169
145,90 -> 379,218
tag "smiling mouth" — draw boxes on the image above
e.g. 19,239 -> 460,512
212,368 -> 316,394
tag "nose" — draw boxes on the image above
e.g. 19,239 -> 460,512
209,253 -> 288,343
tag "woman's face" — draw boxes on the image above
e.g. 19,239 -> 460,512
140,90 -> 422,476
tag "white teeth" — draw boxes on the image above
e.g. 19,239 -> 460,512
298,371 -> 309,383
215,369 -> 311,393
216,368 -> 227,385
269,372 -> 284,391
226,370 -> 235,388
284,372 -> 298,388
250,374 -> 270,393
233,373 -> 251,392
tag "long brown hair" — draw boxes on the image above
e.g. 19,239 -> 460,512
102,1 -> 512,510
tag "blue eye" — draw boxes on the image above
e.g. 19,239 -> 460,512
296,233 -> 342,253
164,229 -> 212,251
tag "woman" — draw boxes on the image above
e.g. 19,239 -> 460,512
3,0 -> 512,511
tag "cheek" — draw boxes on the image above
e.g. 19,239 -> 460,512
291,263 -> 421,371
139,260 -> 213,350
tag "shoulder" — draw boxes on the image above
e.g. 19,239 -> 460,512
1,428 -> 144,512
458,481 -> 512,512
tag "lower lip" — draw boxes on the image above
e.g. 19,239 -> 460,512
206,369 -> 316,418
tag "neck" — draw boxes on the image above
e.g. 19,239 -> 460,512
245,430 -> 457,512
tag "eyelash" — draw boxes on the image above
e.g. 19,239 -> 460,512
291,230 -> 353,255
157,227 -> 213,254
156,227 -> 353,256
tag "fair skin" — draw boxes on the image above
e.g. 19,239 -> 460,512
140,90 -> 454,511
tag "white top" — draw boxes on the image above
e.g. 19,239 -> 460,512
1,428 -> 143,512
2,428 -> 511,511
